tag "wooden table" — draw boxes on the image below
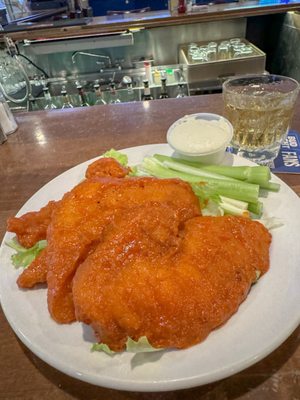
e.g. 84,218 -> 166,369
0,94 -> 299,399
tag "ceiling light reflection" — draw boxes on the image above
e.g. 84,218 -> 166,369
34,128 -> 47,145
142,101 -> 150,110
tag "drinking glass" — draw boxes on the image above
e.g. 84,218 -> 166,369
192,52 -> 207,63
206,49 -> 217,61
188,44 -> 199,62
207,42 -> 218,50
229,38 -> 241,46
218,44 -> 230,60
223,74 -> 299,165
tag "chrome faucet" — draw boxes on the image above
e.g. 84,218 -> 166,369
71,51 -> 112,68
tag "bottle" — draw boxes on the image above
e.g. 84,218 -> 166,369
93,82 -> 106,105
141,80 -> 153,101
178,0 -> 186,14
159,78 -> 169,99
43,87 -> 57,110
76,84 -> 89,107
109,82 -> 121,104
186,0 -> 192,12
28,95 -> 39,112
176,83 -> 187,98
61,86 -> 73,109
168,0 -> 178,15
153,69 -> 161,85
125,82 -> 136,102
165,68 -> 175,84
144,61 -> 152,85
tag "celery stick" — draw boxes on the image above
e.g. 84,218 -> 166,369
142,157 -> 259,204
218,195 -> 250,217
193,181 -> 259,204
260,181 -> 281,192
162,160 -> 237,182
193,188 -> 251,217
201,199 -> 224,217
247,201 -> 263,216
219,201 -> 250,218
154,154 -> 276,189
155,154 -> 252,181
201,165 -> 271,185
154,154 -> 269,180
142,157 -> 208,182
154,154 -> 236,182
245,166 -> 271,185
219,196 -> 248,210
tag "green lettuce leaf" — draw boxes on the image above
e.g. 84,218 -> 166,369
101,149 -> 128,166
125,336 -> 161,353
91,343 -> 115,355
91,336 -> 162,355
6,238 -> 47,268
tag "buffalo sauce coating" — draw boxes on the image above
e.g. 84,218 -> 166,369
7,157 -> 130,250
45,177 -> 200,324
11,157 -> 135,289
85,157 -> 131,179
7,201 -> 57,248
72,213 -> 271,351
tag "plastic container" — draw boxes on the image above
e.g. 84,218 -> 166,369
167,113 -> 233,164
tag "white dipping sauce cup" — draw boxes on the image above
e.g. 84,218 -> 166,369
167,113 -> 233,164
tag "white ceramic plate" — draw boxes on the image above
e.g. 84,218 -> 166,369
1,144 -> 300,392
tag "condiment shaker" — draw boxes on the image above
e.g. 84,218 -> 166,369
0,88 -> 18,143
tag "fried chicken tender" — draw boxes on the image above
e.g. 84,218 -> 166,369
85,157 -> 130,179
72,214 -> 271,351
46,177 -> 200,324
7,201 -> 56,248
8,158 -> 129,249
17,249 -> 48,288
14,157 -> 133,288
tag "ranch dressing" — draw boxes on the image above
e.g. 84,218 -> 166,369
168,116 -> 231,154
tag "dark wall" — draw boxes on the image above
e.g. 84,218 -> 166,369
246,14 -> 286,73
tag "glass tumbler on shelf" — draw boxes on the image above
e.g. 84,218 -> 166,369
229,38 -> 241,46
218,43 -> 230,60
208,42 -> 218,50
223,74 -> 299,166
231,42 -> 246,58
192,52 -> 207,63
206,49 -> 217,62
242,45 -> 254,56
188,44 -> 199,63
